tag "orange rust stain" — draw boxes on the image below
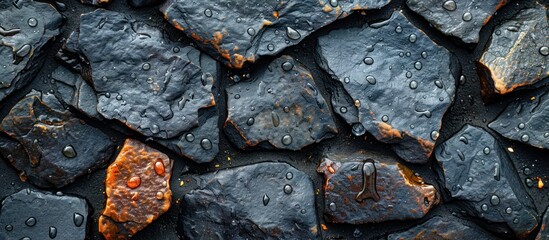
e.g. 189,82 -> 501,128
538,177 -> 544,189
126,176 -> 141,189
172,20 -> 185,31
327,165 -> 335,174
323,5 -> 332,12
273,11 -> 279,18
321,224 -> 328,231
377,122 -> 402,139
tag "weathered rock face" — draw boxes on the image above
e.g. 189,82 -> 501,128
99,139 -> 173,240
76,0 -> 111,6
161,0 -> 392,68
536,206 -> 549,240
489,88 -> 548,149
317,151 -> 439,224
57,9 -> 220,163
224,55 -> 338,150
407,0 -> 508,43
0,90 -> 115,188
0,189 -> 89,240
435,124 -> 538,238
0,0 -> 62,102
180,162 -> 320,239
316,11 -> 456,164
387,215 -> 500,240
477,3 -> 548,97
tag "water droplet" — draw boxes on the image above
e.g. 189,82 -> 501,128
329,0 -> 338,7
271,112 -> 280,127
395,25 -> 402,33
406,71 -> 412,78
151,124 -> 160,134
62,145 -> 77,158
344,77 -> 350,84
25,217 -> 36,227
142,63 -> 151,71
431,131 -> 439,141
518,123 -> 525,129
513,218 -> 519,224
421,51 -> 428,58
156,191 -> 164,200
490,195 -> 500,206
116,95 -> 122,101
49,226 -> 57,238
329,202 -> 337,211
127,176 -> 141,189
545,132 -> 549,138
506,207 -> 513,214
483,147 -> 490,155
526,178 -> 534,187
409,80 -> 418,89
27,18 -> 38,27
521,134 -> 529,142
442,0 -> 457,11
363,57 -> 374,65
154,160 -> 165,176
459,136 -> 468,144
381,115 -> 389,122
286,27 -> 301,40
356,161 -> 380,202
234,94 -> 240,99
457,149 -> 465,161
524,167 -> 532,175
173,47 -> 180,53
340,106 -> 347,113
200,138 -> 212,150
185,133 -> 194,142
74,213 -> 84,227
481,203 -> 488,212
263,194 -> 270,206
281,61 -> 294,71
282,135 -> 292,145
414,61 -> 422,70
267,44 -> 275,51
352,123 -> 366,136
204,8 -> 212,17
286,172 -> 293,180
353,229 -> 363,238
283,184 -> 293,194
16,44 -> 31,58
366,75 -> 376,84
435,80 -> 443,88
408,34 -> 417,43
246,117 -> 255,126
540,46 -> 549,56
462,12 -> 472,22
494,163 -> 500,181
5,224 -> 12,231
247,28 -> 255,36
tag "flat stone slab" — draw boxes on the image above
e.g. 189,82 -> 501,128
161,0 -> 392,68
317,151 -> 439,224
407,0 -> 508,43
57,9 -> 220,163
0,189 -> 89,240
180,162 -> 320,239
99,139 -> 173,240
435,124 -> 538,238
316,11 -> 456,164
388,216 -> 500,240
0,0 -> 62,102
0,90 -> 115,188
489,88 -> 548,149
224,55 -> 338,150
477,3 -> 548,97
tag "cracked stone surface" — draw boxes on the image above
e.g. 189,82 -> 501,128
99,138 -> 173,240
316,11 -> 456,164
407,0 -> 509,43
0,189 -> 89,240
224,55 -> 338,150
489,88 -> 548,149
317,151 -> 439,224
161,0 -> 392,68
180,162 -> 320,239
57,9 -> 219,163
477,3 -> 548,97
0,0 -> 62,103
435,124 -> 538,238
0,90 -> 115,188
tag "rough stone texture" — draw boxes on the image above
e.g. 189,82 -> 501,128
129,0 -> 164,8
316,11 -> 456,164
0,90 -> 115,188
387,216 -> 500,240
225,55 -> 338,150
180,162 -> 320,239
161,0 -> 392,68
76,0 -> 111,6
0,0 -> 62,102
57,9 -> 219,163
317,151 -> 439,224
477,3 -> 549,97
407,0 -> 508,43
536,206 -> 549,240
99,138 -> 173,240
489,88 -> 548,149
435,124 -> 538,238
0,189 -> 89,240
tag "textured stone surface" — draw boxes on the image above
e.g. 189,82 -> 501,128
317,151 -> 439,224
477,3 -> 548,97
57,9 -> 219,163
316,11 -> 456,164
99,139 -> 173,240
407,0 -> 508,43
180,162 -> 320,239
387,216 -> 500,240
0,0 -> 62,102
536,206 -> 549,240
76,0 -> 111,6
0,90 -> 115,188
161,0 -> 392,68
0,189 -> 89,240
225,55 -> 338,150
489,88 -> 548,149
435,124 -> 538,238
129,0 -> 164,8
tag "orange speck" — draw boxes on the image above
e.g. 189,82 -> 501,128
327,165 -> 335,174
321,224 -> 328,231
126,176 -> 141,189
215,164 -> 220,168
273,11 -> 279,18
538,177 -> 544,189
531,96 -> 536,101
180,180 -> 185,187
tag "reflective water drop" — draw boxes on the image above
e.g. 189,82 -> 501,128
343,77 -> 350,84
271,112 -> 280,127
286,172 -> 293,180
155,160 -> 165,176
457,149 -> 465,161
200,138 -> 212,150
62,145 -> 77,158
518,123 -> 525,129
156,191 -> 164,200
363,57 -> 374,65
526,178 -> 534,188
490,195 -> 500,206
459,136 -> 468,144
25,217 -> 36,226
506,207 -> 513,214
409,80 -> 418,89
521,134 -> 529,142
329,202 -> 337,211
494,163 -> 500,181
246,117 -> 255,126
481,203 -> 488,212
49,226 -> 57,238
434,80 -> 443,88
116,95 -> 122,101
329,0 -> 338,7
483,147 -> 490,155
234,94 -> 240,99
151,124 -> 160,134
127,176 -> 141,189
247,28 -> 255,36
204,8 -> 212,17
267,44 -> 275,51
173,47 -> 180,53
340,106 -> 347,113
524,167 -> 532,175
356,161 -> 380,202
442,0 -> 457,11
408,34 -> 417,43
142,63 -> 151,71
27,18 -> 38,27
263,194 -> 270,206
381,115 -> 389,122
185,133 -> 194,142
406,71 -> 412,78
459,75 -> 466,85
74,213 -> 84,227
283,184 -> 293,194
421,51 -> 428,58
286,27 -> 301,40
352,123 -> 366,136
366,75 -> 376,84
281,61 -> 294,71
395,25 -> 402,33
16,44 -> 31,58
540,46 -> 549,56
282,135 -> 292,145
431,131 -> 439,141
414,61 -> 422,70
5,224 -> 12,231
462,12 -> 472,22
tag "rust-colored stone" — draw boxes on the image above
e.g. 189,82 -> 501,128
99,139 -> 173,240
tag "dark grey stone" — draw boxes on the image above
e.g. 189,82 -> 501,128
388,216 -> 500,240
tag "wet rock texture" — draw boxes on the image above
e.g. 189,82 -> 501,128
435,124 -> 538,238
129,0 -> 164,8
0,90 -> 115,188
225,55 -> 338,150
387,216 -> 499,240
180,162 -> 320,239
537,206 -> 549,240
407,0 -> 508,43
76,0 -> 110,6
316,11 -> 456,164
489,88 -> 548,149
317,151 -> 439,224
0,189 -> 89,240
161,0 -> 392,68
477,3 -> 549,97
58,9 -> 219,163
0,0 -> 62,102
99,138 -> 173,240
